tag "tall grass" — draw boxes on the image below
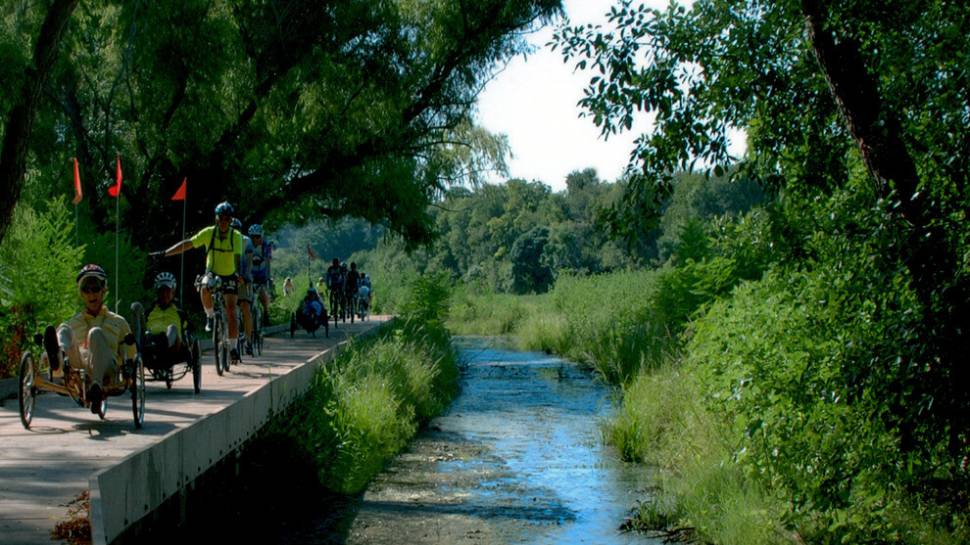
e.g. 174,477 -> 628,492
609,365 -> 792,545
450,268 -> 687,383
264,273 -> 458,494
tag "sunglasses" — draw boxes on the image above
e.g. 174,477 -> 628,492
80,284 -> 103,294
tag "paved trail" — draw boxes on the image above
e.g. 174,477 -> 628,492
0,317 -> 388,545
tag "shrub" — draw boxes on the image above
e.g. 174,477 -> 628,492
266,273 -> 458,495
0,198 -> 84,377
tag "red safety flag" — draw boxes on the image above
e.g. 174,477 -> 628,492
107,155 -> 122,198
171,177 -> 187,201
72,158 -> 83,204
307,244 -> 318,260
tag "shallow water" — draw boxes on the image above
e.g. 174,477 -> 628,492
341,337 -> 658,545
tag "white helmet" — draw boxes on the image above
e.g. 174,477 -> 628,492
248,223 -> 263,236
154,271 -> 177,290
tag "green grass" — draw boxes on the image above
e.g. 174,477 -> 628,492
447,269 -> 674,383
609,364 -> 791,545
263,274 -> 457,495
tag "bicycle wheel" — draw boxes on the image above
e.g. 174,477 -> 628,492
191,338 -> 202,394
214,313 -> 225,376
131,355 -> 145,429
18,352 -> 36,429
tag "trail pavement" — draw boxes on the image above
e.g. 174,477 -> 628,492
0,316 -> 389,545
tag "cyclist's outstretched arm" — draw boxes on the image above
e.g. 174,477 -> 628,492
162,239 -> 194,257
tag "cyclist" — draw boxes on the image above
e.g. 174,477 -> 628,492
44,264 -> 136,413
233,218 -> 255,356
160,201 -> 244,361
130,272 -> 182,361
345,261 -> 361,304
298,287 -> 324,328
248,224 -> 272,327
325,258 -> 344,317
283,277 -> 294,297
359,272 -> 373,310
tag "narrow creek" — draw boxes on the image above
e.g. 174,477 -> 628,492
337,337 -> 658,545
139,337 -> 659,545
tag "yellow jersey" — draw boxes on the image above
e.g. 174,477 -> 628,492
63,306 -> 136,363
146,303 -> 182,338
190,226 -> 243,276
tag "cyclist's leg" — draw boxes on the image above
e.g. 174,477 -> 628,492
239,290 -> 253,339
225,293 -> 239,340
86,327 -> 117,388
200,287 -> 214,315
258,284 -> 269,317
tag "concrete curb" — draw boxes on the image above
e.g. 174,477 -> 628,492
88,320 -> 393,545
0,377 -> 16,405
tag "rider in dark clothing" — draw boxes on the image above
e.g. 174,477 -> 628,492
345,262 -> 361,295
326,258 -> 344,291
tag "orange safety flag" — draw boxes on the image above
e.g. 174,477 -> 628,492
107,155 -> 122,197
307,244 -> 318,260
171,177 -> 187,201
72,158 -> 83,204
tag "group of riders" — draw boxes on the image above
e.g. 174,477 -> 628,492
291,259 -> 373,333
41,201 -> 369,412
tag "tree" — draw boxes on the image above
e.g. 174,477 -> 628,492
554,0 -> 970,492
0,0 -> 78,244
2,0 -> 563,249
510,226 -> 552,293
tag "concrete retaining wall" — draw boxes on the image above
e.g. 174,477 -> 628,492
88,322 -> 390,545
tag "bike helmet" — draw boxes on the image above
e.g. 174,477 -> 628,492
248,224 -> 263,237
214,201 -> 234,217
76,264 -> 108,285
154,271 -> 177,290
231,218 -> 242,230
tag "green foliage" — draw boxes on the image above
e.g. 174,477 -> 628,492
2,0 -> 564,251
265,274 -> 457,495
510,226 -> 553,293
447,289 -> 541,336
82,230 -> 150,316
0,198 -> 84,377
397,271 -> 451,332
350,171 -> 644,300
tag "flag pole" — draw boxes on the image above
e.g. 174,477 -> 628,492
179,190 -> 186,304
114,188 -> 120,313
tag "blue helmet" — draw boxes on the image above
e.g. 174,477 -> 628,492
214,201 -> 234,217
231,218 -> 242,230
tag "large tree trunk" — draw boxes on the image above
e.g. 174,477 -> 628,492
801,0 -> 969,455
0,0 -> 79,244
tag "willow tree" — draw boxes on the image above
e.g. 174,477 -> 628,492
1,0 -> 562,248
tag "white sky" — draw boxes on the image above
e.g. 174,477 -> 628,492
475,1 -> 657,191
477,0 -> 743,192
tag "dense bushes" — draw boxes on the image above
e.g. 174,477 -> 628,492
454,179 -> 970,543
265,274 -> 458,494
0,199 -> 83,377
